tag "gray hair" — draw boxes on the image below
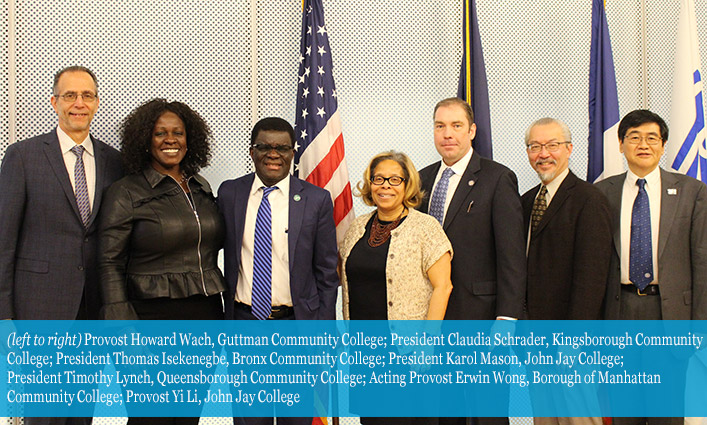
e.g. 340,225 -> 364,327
524,117 -> 572,145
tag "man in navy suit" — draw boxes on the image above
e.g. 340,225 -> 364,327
0,66 -> 123,424
218,117 -> 338,425
419,98 -> 526,425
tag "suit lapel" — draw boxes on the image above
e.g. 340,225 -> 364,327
419,162 -> 440,214
288,177 -> 305,273
658,168 -> 679,260
532,171 -> 576,236
43,131 -> 83,224
233,175 -> 254,252
605,173 -> 626,257
87,137 -> 106,228
444,152 -> 481,230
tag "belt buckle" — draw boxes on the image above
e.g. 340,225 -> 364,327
637,287 -> 647,297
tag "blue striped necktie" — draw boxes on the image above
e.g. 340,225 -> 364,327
629,178 -> 653,290
252,186 -> 277,320
70,145 -> 91,226
429,168 -> 454,225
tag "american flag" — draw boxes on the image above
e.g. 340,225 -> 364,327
294,0 -> 354,245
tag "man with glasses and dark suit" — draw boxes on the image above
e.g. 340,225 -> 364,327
0,66 -> 123,425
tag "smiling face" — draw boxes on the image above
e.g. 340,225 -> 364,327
434,104 -> 476,166
50,71 -> 99,142
620,122 -> 665,177
370,159 -> 406,218
250,130 -> 294,187
150,111 -> 187,179
527,122 -> 572,184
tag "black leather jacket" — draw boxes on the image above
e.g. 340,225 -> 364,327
98,167 -> 226,319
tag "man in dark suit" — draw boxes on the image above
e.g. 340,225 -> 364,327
521,118 -> 612,425
595,110 -> 707,425
419,98 -> 526,425
522,118 -> 612,321
218,117 -> 338,425
0,66 -> 123,321
0,66 -> 123,425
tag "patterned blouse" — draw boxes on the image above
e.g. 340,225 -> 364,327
340,208 -> 453,320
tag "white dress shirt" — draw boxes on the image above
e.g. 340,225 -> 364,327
57,127 -> 96,209
236,174 -> 292,307
429,147 -> 474,223
620,167 -> 661,285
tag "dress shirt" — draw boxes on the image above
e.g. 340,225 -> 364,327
236,174 -> 292,307
620,167 -> 661,284
57,127 -> 96,209
428,147 -> 474,223
527,168 -> 570,253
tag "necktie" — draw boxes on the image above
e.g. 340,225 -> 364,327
530,185 -> 547,232
429,168 -> 454,225
252,186 -> 277,320
629,178 -> 653,290
70,145 -> 91,226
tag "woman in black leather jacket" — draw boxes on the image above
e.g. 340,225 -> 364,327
99,98 -> 226,323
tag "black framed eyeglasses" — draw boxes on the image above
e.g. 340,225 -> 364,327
251,143 -> 294,154
54,92 -> 97,102
371,175 -> 406,186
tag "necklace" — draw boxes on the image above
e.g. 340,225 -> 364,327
368,208 -> 406,247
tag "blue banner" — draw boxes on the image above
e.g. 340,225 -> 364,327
2,320 -> 707,417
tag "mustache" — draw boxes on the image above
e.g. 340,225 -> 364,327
534,159 -> 557,167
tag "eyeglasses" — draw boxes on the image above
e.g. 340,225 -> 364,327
624,134 -> 662,145
54,92 -> 97,102
526,142 -> 571,153
251,143 -> 294,154
371,175 -> 405,186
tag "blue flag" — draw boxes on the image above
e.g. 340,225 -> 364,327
587,0 -> 622,183
457,0 -> 493,159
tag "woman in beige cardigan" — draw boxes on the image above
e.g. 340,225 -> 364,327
340,150 -> 453,321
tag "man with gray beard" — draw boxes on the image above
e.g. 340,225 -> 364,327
520,118 -> 612,425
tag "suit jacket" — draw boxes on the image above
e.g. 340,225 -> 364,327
0,130 -> 123,319
217,173 -> 339,320
595,168 -> 707,320
521,170 -> 612,319
419,151 -> 526,320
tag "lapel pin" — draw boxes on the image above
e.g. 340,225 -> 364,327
468,180 -> 475,186
667,188 -> 677,195
293,194 -> 301,201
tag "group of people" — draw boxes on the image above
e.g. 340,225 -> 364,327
1,66 -> 706,425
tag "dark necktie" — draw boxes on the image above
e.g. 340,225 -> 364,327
252,186 -> 277,320
429,168 -> 454,225
629,178 -> 653,290
70,145 -> 91,226
530,185 -> 548,232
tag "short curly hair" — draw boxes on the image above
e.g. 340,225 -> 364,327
356,151 -> 424,209
119,98 -> 212,176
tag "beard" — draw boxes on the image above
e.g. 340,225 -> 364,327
534,159 -> 557,183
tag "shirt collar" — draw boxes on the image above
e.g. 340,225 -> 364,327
442,147 -> 474,176
626,166 -> 661,189
250,173 -> 291,197
543,167 -> 570,200
57,127 -> 94,157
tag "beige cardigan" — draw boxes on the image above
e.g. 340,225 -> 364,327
340,208 -> 452,320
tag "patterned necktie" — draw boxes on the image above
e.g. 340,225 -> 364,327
70,145 -> 91,226
629,178 -> 653,290
252,186 -> 277,320
429,168 -> 454,225
530,185 -> 548,232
